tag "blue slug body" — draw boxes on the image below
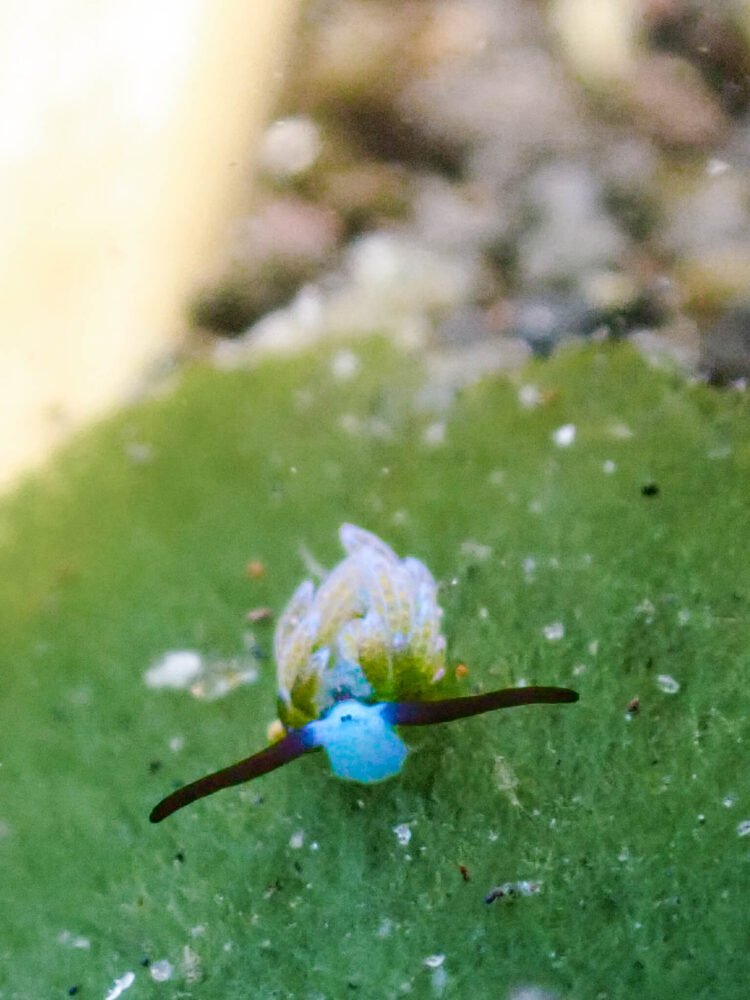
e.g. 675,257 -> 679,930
307,700 -> 408,783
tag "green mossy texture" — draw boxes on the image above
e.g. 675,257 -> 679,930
1,341 -> 749,999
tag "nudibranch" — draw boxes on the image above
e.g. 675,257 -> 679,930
150,525 -> 578,822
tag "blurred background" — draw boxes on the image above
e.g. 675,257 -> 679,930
3,0 -> 750,489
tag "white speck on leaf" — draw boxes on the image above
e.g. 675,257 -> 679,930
723,795 -> 736,808
656,674 -> 680,694
460,540 -> 492,561
602,459 -> 616,474
737,819 -> 750,837
485,880 -> 541,903
543,622 -> 565,641
423,954 -> 445,969
608,422 -> 634,439
635,599 -> 656,620
494,756 -> 521,807
144,651 -> 203,690
508,987 -> 559,1000
188,656 -> 259,700
339,413 -> 361,436
423,421 -> 446,446
431,965 -> 448,995
330,349 -> 360,381
104,971 -> 135,1000
518,384 -> 542,409
149,960 -> 173,983
289,830 -> 305,849
393,823 -> 412,846
124,441 -> 153,465
57,931 -> 91,950
552,423 -> 576,448
182,945 -> 201,984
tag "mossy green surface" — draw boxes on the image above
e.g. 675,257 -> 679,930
1,341 -> 749,999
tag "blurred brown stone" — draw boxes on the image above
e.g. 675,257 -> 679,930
626,54 -> 728,149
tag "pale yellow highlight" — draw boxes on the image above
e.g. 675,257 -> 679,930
550,0 -> 638,84
0,0 -> 298,489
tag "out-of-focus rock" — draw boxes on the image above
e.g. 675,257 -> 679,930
644,3 -> 750,116
663,164 -> 750,314
321,162 -> 411,232
411,177 -> 509,256
192,197 -> 343,334
664,169 -> 748,263
258,116 -> 322,180
700,307 -> 750,382
624,54 -> 729,149
630,318 -> 701,375
292,0 -> 421,104
404,42 -> 586,188
517,162 -> 628,286
201,0 -> 750,380
229,197 -> 343,267
215,231 -> 480,362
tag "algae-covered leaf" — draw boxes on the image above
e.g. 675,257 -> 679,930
2,340 -> 750,999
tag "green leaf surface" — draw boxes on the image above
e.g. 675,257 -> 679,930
2,341 -> 749,999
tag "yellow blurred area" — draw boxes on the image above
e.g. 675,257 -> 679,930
0,0 -> 298,489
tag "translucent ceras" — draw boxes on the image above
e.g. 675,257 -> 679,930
150,525 -> 578,822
